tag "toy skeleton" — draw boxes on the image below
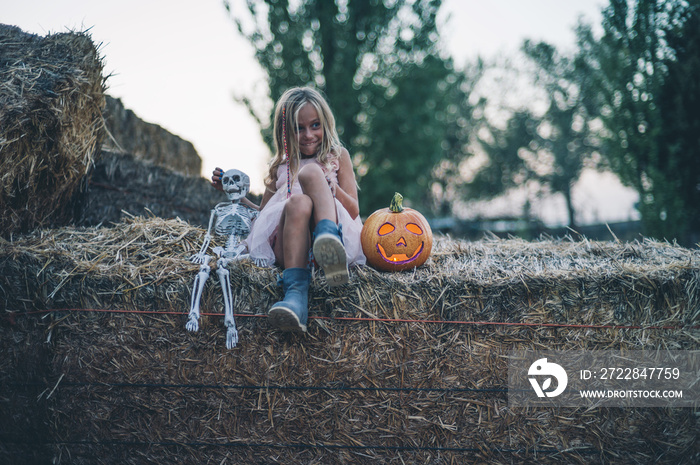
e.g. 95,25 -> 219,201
186,169 -> 258,348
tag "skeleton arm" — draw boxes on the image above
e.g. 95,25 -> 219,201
190,208 -> 217,265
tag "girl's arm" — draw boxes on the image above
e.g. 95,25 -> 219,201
258,175 -> 278,211
332,148 -> 360,220
241,197 -> 260,211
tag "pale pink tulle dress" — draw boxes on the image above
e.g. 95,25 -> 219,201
245,157 -> 366,268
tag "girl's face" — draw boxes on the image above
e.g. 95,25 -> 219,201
295,103 -> 323,157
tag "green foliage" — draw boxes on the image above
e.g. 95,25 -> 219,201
226,0 -> 477,214
655,1 -> 700,244
471,42 -> 599,228
357,54 -> 472,213
526,41 -> 600,228
470,111 -> 539,198
576,0 -> 699,244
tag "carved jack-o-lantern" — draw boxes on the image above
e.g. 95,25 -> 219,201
361,193 -> 433,272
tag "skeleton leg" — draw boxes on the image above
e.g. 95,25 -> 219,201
187,258 -> 211,332
216,258 -> 238,349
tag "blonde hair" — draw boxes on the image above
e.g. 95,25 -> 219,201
265,87 -> 343,190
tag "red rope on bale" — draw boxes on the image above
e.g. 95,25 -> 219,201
8,307 -> 697,331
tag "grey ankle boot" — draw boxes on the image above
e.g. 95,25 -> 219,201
268,267 -> 311,333
313,219 -> 349,286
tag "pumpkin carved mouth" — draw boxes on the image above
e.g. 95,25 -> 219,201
376,242 -> 424,264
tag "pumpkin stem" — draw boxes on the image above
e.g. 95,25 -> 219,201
389,192 -> 404,213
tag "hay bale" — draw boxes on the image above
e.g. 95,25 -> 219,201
0,315 -> 53,464
0,24 -> 105,238
77,150 -> 227,228
103,95 -> 201,176
1,219 -> 698,464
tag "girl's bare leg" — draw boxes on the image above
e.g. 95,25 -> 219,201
273,194 -> 313,269
297,163 -> 348,286
269,194 -> 313,333
297,163 -> 337,224
274,163 -> 336,268
274,162 -> 347,286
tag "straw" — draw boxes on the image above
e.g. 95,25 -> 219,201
102,95 -> 201,176
78,150 -> 227,228
0,24 -> 105,237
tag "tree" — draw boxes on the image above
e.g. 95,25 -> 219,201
576,0 -> 699,244
656,1 -> 700,245
428,60 -> 485,216
226,0 -> 477,214
523,40 -> 600,228
468,110 -> 540,203
466,43 -> 598,229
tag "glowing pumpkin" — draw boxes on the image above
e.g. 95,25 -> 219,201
361,192 -> 433,272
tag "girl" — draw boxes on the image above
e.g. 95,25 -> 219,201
212,87 -> 365,333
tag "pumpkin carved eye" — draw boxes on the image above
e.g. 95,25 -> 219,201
406,223 -> 423,235
378,223 -> 395,236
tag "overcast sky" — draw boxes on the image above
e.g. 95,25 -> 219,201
6,0 -> 638,225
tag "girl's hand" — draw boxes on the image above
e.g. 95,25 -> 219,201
334,148 -> 360,219
211,167 -> 224,192
328,179 -> 338,198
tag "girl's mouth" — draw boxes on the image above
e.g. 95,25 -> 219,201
300,142 -> 319,153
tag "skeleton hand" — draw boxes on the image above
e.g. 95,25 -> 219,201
190,253 -> 209,265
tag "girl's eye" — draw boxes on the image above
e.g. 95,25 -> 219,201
295,121 -> 320,132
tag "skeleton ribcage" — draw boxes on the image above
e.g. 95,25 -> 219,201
214,205 -> 252,237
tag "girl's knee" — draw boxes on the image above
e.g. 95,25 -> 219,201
285,194 -> 313,217
298,163 -> 325,185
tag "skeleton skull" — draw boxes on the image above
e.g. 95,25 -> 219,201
222,169 -> 249,202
